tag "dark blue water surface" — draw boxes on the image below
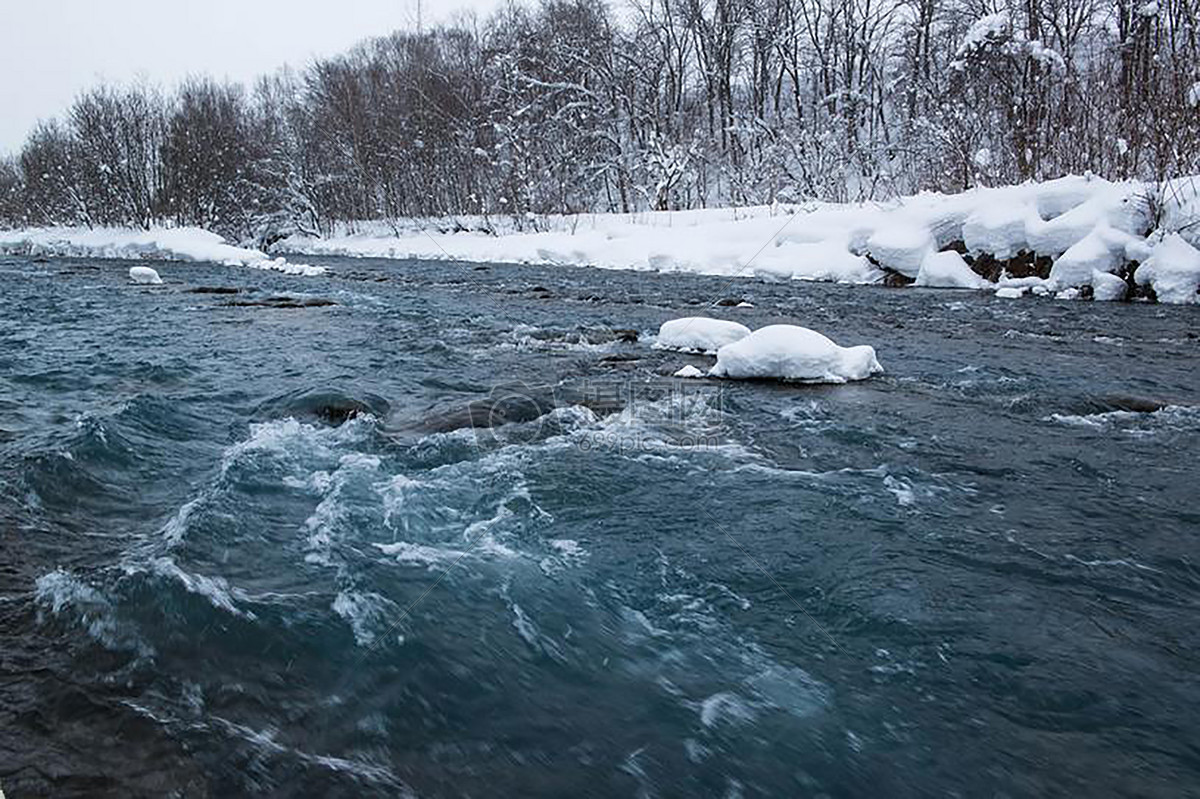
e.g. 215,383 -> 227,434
1,254 -> 1199,797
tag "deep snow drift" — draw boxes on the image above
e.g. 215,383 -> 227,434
0,227 -> 324,276
278,175 -> 1200,303
709,325 -> 883,383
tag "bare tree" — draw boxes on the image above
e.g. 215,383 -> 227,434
3,0 -> 1197,233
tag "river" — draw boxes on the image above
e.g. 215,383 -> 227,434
1,253 -> 1198,797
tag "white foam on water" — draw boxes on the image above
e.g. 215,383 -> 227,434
302,453 -> 383,567
492,324 -> 620,354
373,466 -> 538,567
374,540 -> 469,566
34,568 -> 150,654
508,599 -> 566,662
550,538 -> 585,557
883,474 -> 916,507
332,590 -> 400,646
610,554 -> 831,731
135,556 -> 257,620
563,389 -> 755,463
700,691 -> 758,728
161,495 -> 204,546
218,416 -> 375,485
1063,554 -> 1162,573
731,462 -> 956,511
207,715 -> 407,790
1047,405 -> 1200,433
1048,410 -> 1139,428
538,538 -> 590,575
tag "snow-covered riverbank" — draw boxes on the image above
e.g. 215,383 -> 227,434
0,227 -> 324,276
278,175 -> 1200,303
2,176 -> 1198,301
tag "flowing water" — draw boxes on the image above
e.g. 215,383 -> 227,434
1,254 -> 1198,797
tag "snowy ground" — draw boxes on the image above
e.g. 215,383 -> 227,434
278,175 -> 1200,304
0,227 -> 324,276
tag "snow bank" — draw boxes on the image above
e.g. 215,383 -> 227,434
11,175 -> 1192,302
653,317 -> 751,354
277,174 -> 1200,302
129,266 -> 162,285
1135,234 -> 1200,304
709,325 -> 883,383
0,227 -> 325,276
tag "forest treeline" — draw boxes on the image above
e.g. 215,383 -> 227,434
0,0 -> 1196,244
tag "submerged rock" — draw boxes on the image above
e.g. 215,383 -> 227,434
222,296 -> 337,309
187,286 -> 243,294
967,249 -> 1054,282
881,269 -> 915,287
253,389 -> 391,426
1097,395 -> 1170,414
415,383 -> 628,434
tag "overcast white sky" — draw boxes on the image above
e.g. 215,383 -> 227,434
0,0 -> 502,153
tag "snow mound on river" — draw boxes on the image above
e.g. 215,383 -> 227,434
129,266 -> 163,285
0,226 -> 324,276
709,325 -> 883,383
654,317 -> 751,354
276,174 -> 1200,302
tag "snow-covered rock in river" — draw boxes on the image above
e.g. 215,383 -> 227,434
866,225 -> 934,278
915,250 -> 988,289
1047,226 -> 1139,289
709,325 -> 883,384
1090,270 -> 1127,301
653,317 -> 751,354
673,365 -> 706,379
1135,234 -> 1200,304
963,202 -> 1033,260
129,266 -> 163,284
995,286 -> 1026,299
